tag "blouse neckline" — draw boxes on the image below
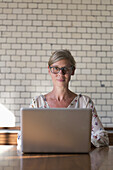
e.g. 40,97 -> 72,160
41,94 -> 79,108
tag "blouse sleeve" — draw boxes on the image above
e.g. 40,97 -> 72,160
29,98 -> 38,108
17,97 -> 38,149
86,98 -> 109,147
17,96 -> 40,149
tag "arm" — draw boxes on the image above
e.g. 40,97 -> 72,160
91,107 -> 109,147
86,97 -> 109,147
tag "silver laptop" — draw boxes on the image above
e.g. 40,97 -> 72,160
20,108 -> 92,153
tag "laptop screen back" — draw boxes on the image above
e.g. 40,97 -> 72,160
21,108 -> 92,153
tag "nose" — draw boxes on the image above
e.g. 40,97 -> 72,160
58,69 -> 65,75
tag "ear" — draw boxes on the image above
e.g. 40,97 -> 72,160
48,66 -> 51,74
71,66 -> 76,75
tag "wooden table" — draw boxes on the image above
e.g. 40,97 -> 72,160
0,127 -> 113,145
0,145 -> 113,170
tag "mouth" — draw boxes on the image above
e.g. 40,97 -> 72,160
57,79 -> 65,82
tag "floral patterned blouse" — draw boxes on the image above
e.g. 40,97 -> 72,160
29,94 -> 109,147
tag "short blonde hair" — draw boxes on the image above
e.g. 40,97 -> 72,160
48,50 -> 76,68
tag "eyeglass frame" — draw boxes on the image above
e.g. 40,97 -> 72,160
49,65 -> 74,75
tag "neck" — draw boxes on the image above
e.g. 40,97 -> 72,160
51,86 -> 71,101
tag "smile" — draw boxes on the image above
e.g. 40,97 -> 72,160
57,79 -> 65,82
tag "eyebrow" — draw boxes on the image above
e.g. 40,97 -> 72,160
51,65 -> 71,68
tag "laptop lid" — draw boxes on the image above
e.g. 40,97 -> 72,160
20,108 -> 92,153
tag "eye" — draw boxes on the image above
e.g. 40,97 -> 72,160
64,67 -> 68,70
54,67 -> 59,71
62,67 -> 68,72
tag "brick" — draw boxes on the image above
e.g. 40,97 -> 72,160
36,86 -> 45,92
76,87 -> 86,93
77,16 -> 86,21
102,118 -> 111,123
81,81 -> 91,86
0,26 -> 7,31
92,46 -> 101,51
87,75 -> 96,80
6,61 -> 15,67
92,34 -> 101,39
43,9 -> 52,15
28,15 -> 37,20
77,28 -> 87,33
102,0 -> 110,4
0,38 -> 6,43
26,86 -> 36,92
33,20 -> 42,26
11,68 -> 21,73
87,16 -> 96,21
1,68 -> 10,73
43,21 -> 52,26
18,3 -> 27,8
23,9 -> 32,14
107,64 -> 113,69
0,2 -> 8,8
21,93 -> 30,98
48,27 -> 56,32
82,0 -> 91,4
72,0 -> 81,3
21,80 -> 31,85
102,46 -> 110,51
12,44 -> 21,49
13,20 -> 22,25
41,80 -> 51,86
0,14 -> 7,20
0,86 -> 5,92
5,86 -> 15,91
6,74 -> 15,79
0,61 -> 5,67
63,10 -> 71,15
28,3 -> 38,8
77,39 -> 86,44
37,27 -> 47,32
7,38 -> 16,43
77,50 -> 86,56
78,4 -> 87,10
23,20 -> 32,26
11,80 -> 21,85
102,94 -> 111,99
27,26 -> 36,32
82,45 -> 91,51
3,20 -> 12,25
1,80 -> 10,85
102,11 -> 110,16
2,32 -> 12,38
57,15 -> 67,20
87,87 -> 96,92
22,44 -> 31,49
81,69 -> 91,74
31,80 -> 40,86
33,9 -> 42,14
16,86 -> 25,92
22,68 -> 31,73
92,94 -> 101,99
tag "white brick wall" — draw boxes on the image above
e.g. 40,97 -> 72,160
0,0 -> 113,127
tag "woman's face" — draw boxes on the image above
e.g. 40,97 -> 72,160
48,59 -> 75,88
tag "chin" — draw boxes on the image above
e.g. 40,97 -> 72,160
56,80 -> 68,86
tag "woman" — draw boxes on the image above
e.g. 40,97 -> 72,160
30,49 -> 109,147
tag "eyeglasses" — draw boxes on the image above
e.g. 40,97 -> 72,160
49,66 -> 73,75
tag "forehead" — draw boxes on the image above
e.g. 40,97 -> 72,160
51,59 -> 71,67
